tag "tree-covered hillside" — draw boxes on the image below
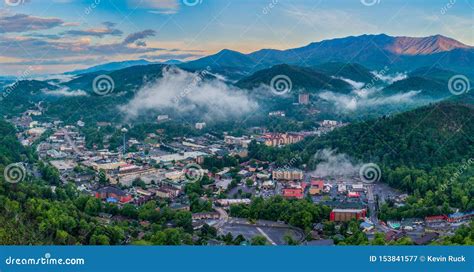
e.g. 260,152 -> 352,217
236,64 -> 352,93
250,101 -> 474,170
305,102 -> 474,169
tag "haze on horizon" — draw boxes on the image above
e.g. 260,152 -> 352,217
0,0 -> 473,75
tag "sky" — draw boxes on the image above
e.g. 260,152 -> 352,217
0,0 -> 473,75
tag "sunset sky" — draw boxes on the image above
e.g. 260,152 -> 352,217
0,0 -> 472,75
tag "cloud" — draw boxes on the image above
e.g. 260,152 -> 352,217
120,67 -> 258,121
123,29 -> 156,45
128,0 -> 179,14
62,22 -> 123,38
333,77 -> 365,90
0,57 -> 104,66
371,71 -> 407,85
321,71 -> 419,112
24,33 -> 62,40
0,14 -> 65,33
319,89 -> 421,112
42,87 -> 87,97
0,29 -> 160,59
311,149 -> 361,178
33,74 -> 76,83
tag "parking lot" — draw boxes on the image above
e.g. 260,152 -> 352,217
217,218 -> 305,245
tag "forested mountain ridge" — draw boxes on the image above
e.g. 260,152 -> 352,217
305,102 -> 474,169
248,101 -> 474,170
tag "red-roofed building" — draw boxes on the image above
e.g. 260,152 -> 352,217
283,188 -> 304,199
347,192 -> 360,198
309,179 -> 324,195
310,179 -> 324,187
95,186 -> 132,203
425,215 -> 447,223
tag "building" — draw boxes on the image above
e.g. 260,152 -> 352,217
118,164 -> 141,174
195,122 -> 206,130
216,198 -> 251,206
95,186 -> 132,203
321,120 -> 338,127
25,110 -> 42,116
282,188 -> 304,199
165,171 -> 184,180
298,93 -> 309,105
272,168 -> 304,181
351,184 -> 365,192
330,208 -> 366,222
224,136 -> 251,148
337,184 -> 347,193
192,212 -> 220,220
268,111 -> 285,117
152,187 -> 180,199
263,133 -> 304,147
151,151 -> 208,163
27,127 -> 46,137
425,215 -> 447,223
309,179 -> 324,195
347,192 -> 360,198
260,180 -> 275,190
447,211 -> 474,223
136,188 -> 154,197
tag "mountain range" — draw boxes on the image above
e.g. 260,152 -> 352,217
1,33 -> 472,125
66,59 -> 183,75
55,34 -> 473,82
181,34 -> 473,79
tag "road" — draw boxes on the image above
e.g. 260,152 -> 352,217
367,184 -> 377,224
214,207 -> 229,229
62,129 -> 82,156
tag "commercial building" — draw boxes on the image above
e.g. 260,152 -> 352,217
330,208 -> 366,222
263,133 -> 304,147
309,179 -> 324,195
272,168 -> 304,181
192,212 -> 220,220
95,186 -> 132,203
282,188 -> 304,199
447,211 -> 474,223
425,215 -> 447,223
216,198 -> 251,206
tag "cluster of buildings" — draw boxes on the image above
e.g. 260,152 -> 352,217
11,106 -> 471,246
262,133 -> 305,147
